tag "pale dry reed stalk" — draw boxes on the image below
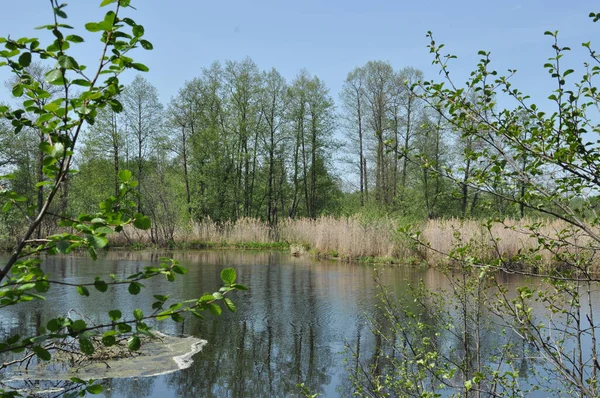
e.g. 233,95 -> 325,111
420,218 -> 598,269
105,216 -> 598,269
278,216 -> 402,258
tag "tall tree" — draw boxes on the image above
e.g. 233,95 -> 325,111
168,79 -> 203,217
340,67 -> 368,206
362,61 -> 395,206
260,68 -> 288,225
122,75 -> 164,212
288,70 -> 337,218
396,67 -> 424,205
83,107 -> 124,198
224,58 -> 264,218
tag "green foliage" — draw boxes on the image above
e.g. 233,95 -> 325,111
0,2 -> 246,397
366,12 -> 600,398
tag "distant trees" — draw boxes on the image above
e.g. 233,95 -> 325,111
37,55 -> 524,230
340,62 -> 454,216
155,61 -> 340,226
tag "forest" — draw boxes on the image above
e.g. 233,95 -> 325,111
0,57 -> 522,251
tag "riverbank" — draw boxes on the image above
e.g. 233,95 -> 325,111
106,216 -> 581,271
0,216 -> 586,270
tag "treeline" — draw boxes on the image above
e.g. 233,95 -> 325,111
0,57 -> 523,244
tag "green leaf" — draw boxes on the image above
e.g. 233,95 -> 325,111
128,282 -> 141,295
95,226 -> 113,235
58,55 -> 79,70
87,235 -> 108,249
130,63 -> 149,72
79,337 -> 95,355
140,39 -> 153,50
133,308 -> 143,321
86,385 -> 104,395
172,265 -> 187,275
199,294 -> 214,303
54,7 -> 68,19
45,69 -> 64,85
118,169 -> 132,181
101,334 -> 116,346
77,285 -> 90,297
132,25 -> 144,38
85,22 -> 102,32
33,346 -> 51,361
65,34 -> 84,43
71,78 -> 91,87
127,336 -> 141,351
100,0 -> 117,7
56,239 -> 70,253
47,319 -> 61,332
133,214 -> 151,230
465,380 -> 473,391
220,268 -> 237,285
208,303 -> 222,316
35,280 -> 50,293
7,335 -> 20,345
35,180 -> 54,187
224,298 -> 237,312
18,52 -> 31,67
72,319 -> 87,332
117,323 -> 132,333
94,280 -> 108,292
108,309 -> 122,321
12,84 -> 23,97
2,201 -> 12,213
103,11 -> 116,27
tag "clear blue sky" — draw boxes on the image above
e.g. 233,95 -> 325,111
0,1 -> 597,110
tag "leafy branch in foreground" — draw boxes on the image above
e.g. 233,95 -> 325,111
0,1 -> 246,397
0,267 -> 245,368
353,12 -> 600,398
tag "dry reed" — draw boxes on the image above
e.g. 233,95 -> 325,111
103,216 -> 598,269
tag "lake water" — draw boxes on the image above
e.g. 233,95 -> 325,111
0,250 -> 590,397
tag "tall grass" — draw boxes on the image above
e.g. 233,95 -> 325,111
101,216 -> 596,268
278,216 -> 405,258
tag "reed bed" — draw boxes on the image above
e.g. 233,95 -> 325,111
103,216 -> 598,269
278,216 -> 404,258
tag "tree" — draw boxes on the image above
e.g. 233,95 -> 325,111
260,68 -> 289,226
340,67 -> 368,206
395,67 -> 424,207
413,107 -> 449,218
224,58 -> 264,218
0,2 -> 245,396
122,75 -> 164,213
362,61 -> 395,206
82,106 -> 125,198
168,79 -> 203,217
288,70 -> 338,218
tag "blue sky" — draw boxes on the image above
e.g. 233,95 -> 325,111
0,1 -> 597,110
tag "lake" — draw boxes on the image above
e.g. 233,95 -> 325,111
0,250 -> 588,397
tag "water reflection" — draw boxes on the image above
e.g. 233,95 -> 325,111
0,250 -> 550,397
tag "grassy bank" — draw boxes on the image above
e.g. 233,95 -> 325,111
0,216 -> 583,270
104,216 -> 581,270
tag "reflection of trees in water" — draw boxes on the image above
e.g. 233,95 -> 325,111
167,255 -> 336,397
348,272 -> 553,397
2,250 -> 427,397
103,377 -> 155,398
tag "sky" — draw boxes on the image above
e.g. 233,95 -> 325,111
0,1 -> 597,113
